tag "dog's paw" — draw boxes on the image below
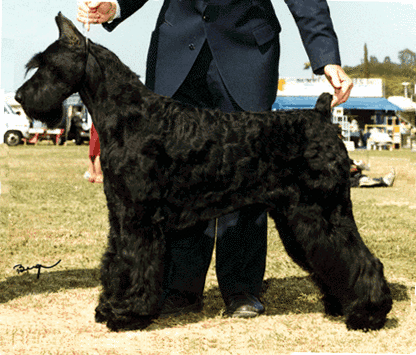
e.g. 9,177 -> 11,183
346,310 -> 387,331
106,315 -> 155,332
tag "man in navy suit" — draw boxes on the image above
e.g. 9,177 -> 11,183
78,0 -> 353,318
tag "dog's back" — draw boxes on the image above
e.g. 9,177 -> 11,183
15,13 -> 391,332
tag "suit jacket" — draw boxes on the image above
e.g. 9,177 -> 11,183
105,0 -> 341,111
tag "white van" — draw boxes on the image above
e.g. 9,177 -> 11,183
1,102 -> 30,146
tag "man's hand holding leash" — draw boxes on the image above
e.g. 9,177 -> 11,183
77,1 -> 117,30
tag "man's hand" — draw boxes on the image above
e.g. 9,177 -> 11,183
324,64 -> 353,108
77,2 -> 117,31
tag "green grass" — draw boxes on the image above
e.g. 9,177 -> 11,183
0,143 -> 415,354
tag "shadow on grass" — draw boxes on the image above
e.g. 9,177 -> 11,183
154,276 -> 410,331
148,276 -> 324,330
0,270 -> 408,331
151,276 -> 408,331
260,276 -> 323,315
0,268 -> 101,304
260,277 -> 409,315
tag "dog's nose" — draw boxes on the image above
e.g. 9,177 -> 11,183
15,90 -> 23,103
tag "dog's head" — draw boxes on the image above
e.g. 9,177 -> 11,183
314,93 -> 333,123
15,13 -> 88,127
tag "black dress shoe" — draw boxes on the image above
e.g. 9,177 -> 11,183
160,293 -> 203,318
225,293 -> 265,318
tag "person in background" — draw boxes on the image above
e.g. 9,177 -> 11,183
350,160 -> 395,188
77,0 -> 353,319
84,121 -> 103,184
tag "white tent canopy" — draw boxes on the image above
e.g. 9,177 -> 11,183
388,96 -> 416,112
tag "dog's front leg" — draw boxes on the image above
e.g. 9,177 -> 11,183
96,223 -> 166,331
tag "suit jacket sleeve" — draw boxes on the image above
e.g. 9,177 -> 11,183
285,0 -> 341,75
103,0 -> 148,32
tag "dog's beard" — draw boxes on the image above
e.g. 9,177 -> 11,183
23,105 -> 64,129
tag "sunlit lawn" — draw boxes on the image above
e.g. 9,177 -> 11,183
0,143 -> 415,354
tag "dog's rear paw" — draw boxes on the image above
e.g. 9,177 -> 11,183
346,310 -> 388,331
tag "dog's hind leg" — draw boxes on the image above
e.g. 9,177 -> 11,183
95,216 -> 165,331
269,202 -> 391,331
270,207 -> 344,317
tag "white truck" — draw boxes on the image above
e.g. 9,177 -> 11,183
1,101 -> 31,146
1,92 -> 84,146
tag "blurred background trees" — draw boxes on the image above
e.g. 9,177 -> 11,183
343,44 -> 416,98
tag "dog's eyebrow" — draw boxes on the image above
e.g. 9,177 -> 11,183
25,52 -> 44,76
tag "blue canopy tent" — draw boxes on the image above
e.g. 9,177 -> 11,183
272,96 -> 403,111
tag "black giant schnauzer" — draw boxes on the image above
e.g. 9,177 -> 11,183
15,13 -> 392,332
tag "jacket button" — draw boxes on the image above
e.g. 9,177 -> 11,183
189,43 -> 195,50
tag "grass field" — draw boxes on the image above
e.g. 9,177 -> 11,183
0,143 -> 415,354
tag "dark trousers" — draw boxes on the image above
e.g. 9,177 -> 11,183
162,42 -> 268,305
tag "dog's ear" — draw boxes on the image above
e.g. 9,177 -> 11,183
314,93 -> 333,123
55,12 -> 85,48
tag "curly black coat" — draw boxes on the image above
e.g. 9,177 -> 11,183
15,13 -> 392,332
